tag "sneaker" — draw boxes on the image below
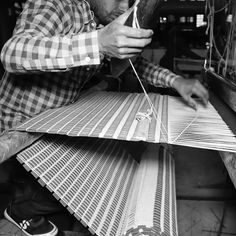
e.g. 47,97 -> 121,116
4,208 -> 58,236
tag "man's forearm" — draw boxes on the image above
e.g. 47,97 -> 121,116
0,0 -> 102,73
1,31 -> 101,73
133,55 -> 179,88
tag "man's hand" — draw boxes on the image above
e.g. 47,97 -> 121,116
172,77 -> 209,110
97,7 -> 153,59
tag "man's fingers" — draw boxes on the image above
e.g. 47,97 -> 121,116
118,47 -> 142,54
114,48 -> 142,59
191,86 -> 205,103
119,37 -> 152,48
118,25 -> 153,38
191,82 -> 209,106
117,53 -> 139,59
195,82 -> 209,105
184,95 -> 198,110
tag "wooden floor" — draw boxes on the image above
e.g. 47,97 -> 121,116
177,200 -> 236,236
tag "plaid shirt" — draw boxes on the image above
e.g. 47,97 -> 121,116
0,0 -> 179,133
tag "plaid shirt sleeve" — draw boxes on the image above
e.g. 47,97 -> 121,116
133,55 -> 179,88
0,0 -> 100,73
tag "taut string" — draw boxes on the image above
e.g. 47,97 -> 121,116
130,3 -> 199,143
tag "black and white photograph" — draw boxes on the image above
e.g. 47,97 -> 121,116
0,0 -> 236,235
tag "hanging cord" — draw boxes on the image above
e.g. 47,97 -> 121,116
132,2 -> 140,29
224,3 -> 236,76
129,4 -> 200,144
171,114 -> 199,144
129,59 -> 169,142
129,4 -> 169,142
209,0 -> 214,69
206,0 -> 234,74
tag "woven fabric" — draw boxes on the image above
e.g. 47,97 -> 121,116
16,91 -> 236,152
17,135 -> 178,236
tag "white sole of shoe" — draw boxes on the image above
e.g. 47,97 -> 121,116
4,209 -> 58,236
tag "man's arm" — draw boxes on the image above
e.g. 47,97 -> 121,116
1,0 -> 100,73
133,56 -> 179,87
1,0 -> 153,74
97,6 -> 153,60
133,56 -> 209,109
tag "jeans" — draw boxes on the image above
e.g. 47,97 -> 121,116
1,157 -> 63,220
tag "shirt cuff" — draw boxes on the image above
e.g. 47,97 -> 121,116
168,75 -> 177,88
72,30 -> 101,66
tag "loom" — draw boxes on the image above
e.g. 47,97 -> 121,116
1,0 -> 236,235
16,135 -> 178,236
203,0 -> 236,188
15,91 -> 236,153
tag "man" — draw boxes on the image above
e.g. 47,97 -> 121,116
0,0 -> 209,235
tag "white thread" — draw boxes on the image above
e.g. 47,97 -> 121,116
130,5 -> 169,142
171,113 -> 199,144
136,108 -> 152,122
129,59 -> 169,142
132,4 -> 140,29
130,4 -> 199,143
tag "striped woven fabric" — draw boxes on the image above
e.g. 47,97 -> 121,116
16,91 -> 236,152
17,135 -> 177,236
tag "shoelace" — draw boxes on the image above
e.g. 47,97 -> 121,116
20,219 -> 31,230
